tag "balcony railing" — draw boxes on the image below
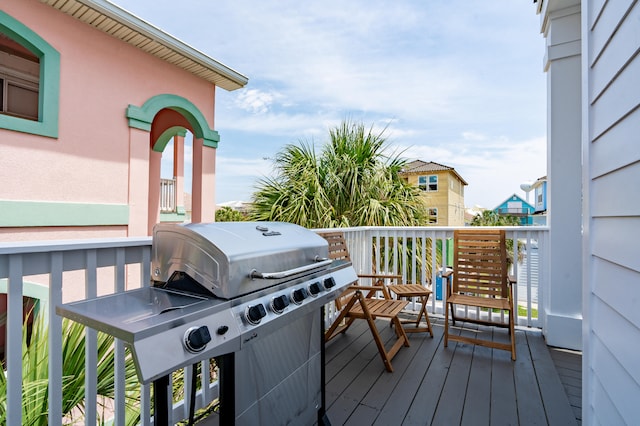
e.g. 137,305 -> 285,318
160,178 -> 177,213
497,207 -> 531,216
0,226 -> 547,424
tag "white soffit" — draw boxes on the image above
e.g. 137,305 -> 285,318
41,0 -> 248,91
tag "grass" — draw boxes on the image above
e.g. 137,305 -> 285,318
518,304 -> 538,318
480,305 -> 538,319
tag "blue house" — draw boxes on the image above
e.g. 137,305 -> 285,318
493,194 -> 535,225
530,176 -> 547,225
532,177 -> 547,211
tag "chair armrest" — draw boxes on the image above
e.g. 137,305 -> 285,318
357,273 -> 402,280
357,273 -> 401,298
441,269 -> 454,297
350,285 -> 383,291
349,285 -> 392,299
508,275 -> 517,285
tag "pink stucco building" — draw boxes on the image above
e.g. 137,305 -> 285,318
0,0 -> 248,242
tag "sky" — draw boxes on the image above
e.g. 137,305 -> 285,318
114,0 -> 547,209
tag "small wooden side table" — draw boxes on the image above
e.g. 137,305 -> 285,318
387,284 -> 434,337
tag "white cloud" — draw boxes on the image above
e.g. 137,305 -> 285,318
235,89 -> 282,114
114,0 -> 547,206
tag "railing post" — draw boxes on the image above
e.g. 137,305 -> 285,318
6,254 -> 23,426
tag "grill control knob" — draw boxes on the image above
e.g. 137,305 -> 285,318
291,288 -> 308,305
184,326 -> 211,354
308,282 -> 322,297
245,303 -> 267,325
324,276 -> 336,289
270,295 -> 290,314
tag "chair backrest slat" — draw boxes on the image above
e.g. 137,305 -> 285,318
452,229 -> 508,298
318,231 -> 355,310
321,231 -> 351,262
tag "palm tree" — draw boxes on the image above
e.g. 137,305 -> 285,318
470,209 -> 520,226
249,120 -> 426,228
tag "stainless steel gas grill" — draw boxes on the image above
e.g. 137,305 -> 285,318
57,222 -> 357,426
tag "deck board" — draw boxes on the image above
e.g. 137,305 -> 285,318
199,313 -> 581,426
324,315 -> 581,426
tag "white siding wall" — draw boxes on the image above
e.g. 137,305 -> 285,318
583,0 -> 640,423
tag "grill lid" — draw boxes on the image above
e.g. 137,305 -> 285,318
151,222 -> 330,299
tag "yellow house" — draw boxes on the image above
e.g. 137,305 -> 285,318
399,160 -> 467,225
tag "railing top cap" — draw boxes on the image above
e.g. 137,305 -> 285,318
0,237 -> 152,255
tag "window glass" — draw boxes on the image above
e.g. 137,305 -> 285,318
418,176 -> 427,191
6,82 -> 38,119
0,35 -> 40,122
428,175 -> 438,191
428,207 -> 438,224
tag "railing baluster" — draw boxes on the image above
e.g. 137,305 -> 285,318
6,254 -> 23,426
49,252 -> 64,426
140,383 -> 151,425
114,248 -> 126,426
85,249 -> 98,425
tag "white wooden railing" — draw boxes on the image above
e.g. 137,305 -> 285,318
326,226 -> 547,328
0,238 -> 217,425
0,225 -> 548,424
160,178 -> 177,213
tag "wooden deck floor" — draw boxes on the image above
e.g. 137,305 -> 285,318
324,315 -> 580,426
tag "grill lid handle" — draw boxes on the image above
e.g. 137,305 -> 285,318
249,258 -> 332,280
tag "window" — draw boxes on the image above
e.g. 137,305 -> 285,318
0,33 -> 40,121
0,11 -> 60,137
418,175 -> 438,192
428,175 -> 438,191
1,75 -> 39,120
418,176 -> 427,191
428,208 -> 438,224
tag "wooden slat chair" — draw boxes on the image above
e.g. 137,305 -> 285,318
443,229 -> 517,360
319,231 -> 410,372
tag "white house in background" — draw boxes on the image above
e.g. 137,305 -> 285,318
535,0 -> 640,424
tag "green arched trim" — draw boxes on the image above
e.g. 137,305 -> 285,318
126,94 -> 219,148
0,279 -> 50,322
0,11 -> 60,138
153,127 -> 187,152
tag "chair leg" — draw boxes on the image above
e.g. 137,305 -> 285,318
391,316 -> 410,348
444,301 -> 449,347
406,296 -> 433,337
509,307 -> 516,361
358,292 -> 397,372
365,314 -> 395,372
324,295 -> 358,342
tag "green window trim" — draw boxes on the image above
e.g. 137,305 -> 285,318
0,200 -> 129,227
0,11 -> 60,138
126,94 -> 220,149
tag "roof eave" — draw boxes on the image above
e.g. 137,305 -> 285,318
43,0 -> 248,91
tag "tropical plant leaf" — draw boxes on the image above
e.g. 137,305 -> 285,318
0,312 -> 141,426
250,119 -> 426,228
